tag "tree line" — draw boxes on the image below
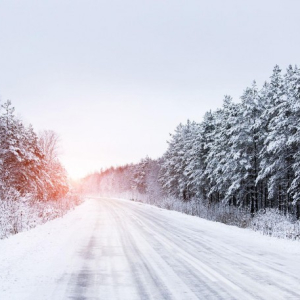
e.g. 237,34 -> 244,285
83,65 -> 300,219
0,100 -> 69,201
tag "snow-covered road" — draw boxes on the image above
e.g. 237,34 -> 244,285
1,197 -> 300,299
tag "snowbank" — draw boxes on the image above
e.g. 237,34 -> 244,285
0,190 -> 82,239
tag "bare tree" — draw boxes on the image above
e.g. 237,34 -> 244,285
38,130 -> 60,164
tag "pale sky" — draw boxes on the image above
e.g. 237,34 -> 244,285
0,0 -> 300,179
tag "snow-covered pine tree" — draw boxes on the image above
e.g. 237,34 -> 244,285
284,65 -> 300,217
257,65 -> 290,213
226,82 -> 264,214
204,96 -> 238,205
159,120 -> 198,201
0,100 -> 44,198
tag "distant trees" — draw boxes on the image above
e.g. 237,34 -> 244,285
0,100 -> 69,201
82,158 -> 163,202
83,65 -> 300,219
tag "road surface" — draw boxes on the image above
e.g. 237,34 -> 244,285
1,197 -> 300,299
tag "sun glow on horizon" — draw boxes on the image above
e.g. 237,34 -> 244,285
61,157 -> 103,180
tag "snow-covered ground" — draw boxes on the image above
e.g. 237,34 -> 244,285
0,197 -> 300,299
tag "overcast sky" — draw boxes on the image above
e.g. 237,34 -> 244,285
0,0 -> 300,179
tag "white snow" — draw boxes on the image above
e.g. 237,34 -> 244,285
0,197 -> 300,299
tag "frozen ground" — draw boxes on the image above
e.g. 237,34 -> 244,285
0,197 -> 300,299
